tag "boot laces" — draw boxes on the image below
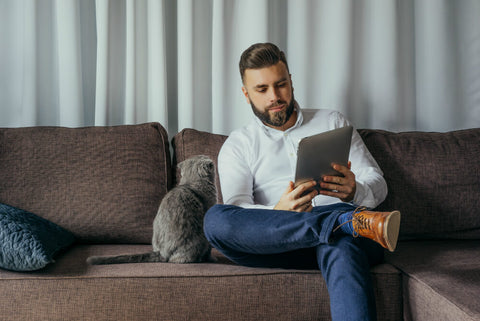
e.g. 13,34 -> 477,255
351,206 -> 370,237
332,206 -> 369,237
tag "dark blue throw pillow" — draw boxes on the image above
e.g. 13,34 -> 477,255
0,203 -> 75,271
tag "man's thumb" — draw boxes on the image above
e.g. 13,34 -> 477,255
285,181 -> 295,193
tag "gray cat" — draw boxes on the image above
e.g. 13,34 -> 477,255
87,155 -> 217,265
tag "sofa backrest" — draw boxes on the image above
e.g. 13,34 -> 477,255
0,123 -> 171,244
172,127 -> 480,240
172,129 -> 228,204
5,123 -> 475,243
359,128 -> 480,240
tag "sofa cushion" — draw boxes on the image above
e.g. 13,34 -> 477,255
172,129 -> 228,204
0,123 -> 171,243
0,202 -> 75,271
0,244 -> 402,321
385,241 -> 480,321
359,128 -> 480,239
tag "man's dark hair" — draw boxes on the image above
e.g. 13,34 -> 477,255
239,43 -> 289,83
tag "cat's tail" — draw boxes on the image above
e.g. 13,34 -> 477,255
86,252 -> 166,265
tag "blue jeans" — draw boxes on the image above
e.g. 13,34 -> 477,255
204,203 -> 384,321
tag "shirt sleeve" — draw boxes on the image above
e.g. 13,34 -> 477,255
332,112 -> 388,208
217,134 -> 274,209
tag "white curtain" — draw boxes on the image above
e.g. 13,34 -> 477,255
1,0 -> 479,136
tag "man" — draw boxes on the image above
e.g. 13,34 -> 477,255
204,43 -> 400,321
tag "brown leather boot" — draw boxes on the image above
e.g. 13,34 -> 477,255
351,207 -> 401,252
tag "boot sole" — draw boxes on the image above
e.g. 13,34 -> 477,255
384,211 -> 401,252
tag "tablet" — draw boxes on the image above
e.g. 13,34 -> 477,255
294,126 -> 353,188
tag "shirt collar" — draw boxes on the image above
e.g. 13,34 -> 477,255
254,101 -> 304,137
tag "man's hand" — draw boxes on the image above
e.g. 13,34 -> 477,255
319,161 -> 356,202
274,180 -> 318,212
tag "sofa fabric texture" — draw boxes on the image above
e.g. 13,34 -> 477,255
0,123 -> 171,243
0,122 -> 478,321
0,244 -> 401,321
359,129 -> 480,239
385,240 -> 480,321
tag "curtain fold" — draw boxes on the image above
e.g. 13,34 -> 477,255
55,0 -> 84,126
20,0 -> 38,126
0,0 -> 479,135
177,0 -> 195,131
147,0 -> 168,127
93,0 -> 168,127
94,0 -> 109,125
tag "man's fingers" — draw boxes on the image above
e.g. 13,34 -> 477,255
331,163 -> 355,180
276,180 -> 318,212
301,204 -> 313,212
292,189 -> 317,211
282,181 -> 295,196
321,181 -> 342,191
332,163 -> 349,174
292,200 -> 314,213
322,175 -> 344,185
293,180 -> 317,197
321,181 -> 354,194
318,163 -> 356,203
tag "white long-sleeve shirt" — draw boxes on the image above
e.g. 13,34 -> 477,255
218,106 -> 388,209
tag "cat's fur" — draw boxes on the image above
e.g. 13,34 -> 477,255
87,155 -> 217,265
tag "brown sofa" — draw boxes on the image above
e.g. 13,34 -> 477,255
0,122 -> 478,321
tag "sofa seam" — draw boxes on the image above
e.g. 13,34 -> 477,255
154,122 -> 172,191
0,270 -> 324,282
399,269 -> 477,319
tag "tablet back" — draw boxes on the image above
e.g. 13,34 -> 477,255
294,126 -> 353,187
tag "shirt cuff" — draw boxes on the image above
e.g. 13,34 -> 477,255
352,181 -> 367,207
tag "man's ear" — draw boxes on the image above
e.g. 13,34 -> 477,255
241,86 -> 251,104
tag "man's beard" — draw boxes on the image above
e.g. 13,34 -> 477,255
251,97 -> 295,128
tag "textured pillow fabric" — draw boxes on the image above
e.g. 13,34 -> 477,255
0,203 -> 75,271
